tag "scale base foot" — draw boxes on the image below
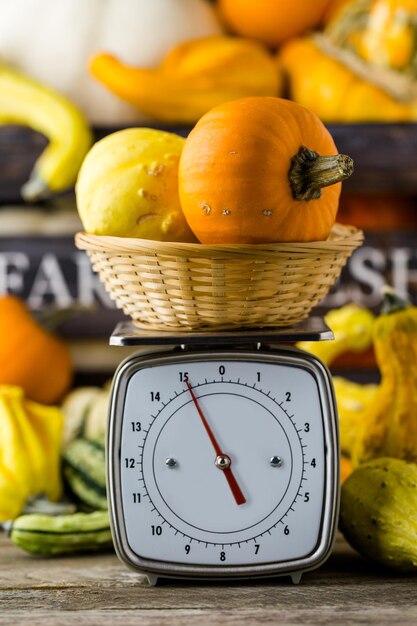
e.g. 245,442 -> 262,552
290,572 -> 303,584
145,573 -> 158,586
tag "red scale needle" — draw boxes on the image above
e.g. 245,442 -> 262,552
186,380 -> 246,506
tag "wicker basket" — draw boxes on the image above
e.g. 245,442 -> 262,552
75,223 -> 363,331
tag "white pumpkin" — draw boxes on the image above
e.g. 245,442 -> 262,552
0,0 -> 222,125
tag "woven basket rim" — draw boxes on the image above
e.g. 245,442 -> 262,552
75,223 -> 363,256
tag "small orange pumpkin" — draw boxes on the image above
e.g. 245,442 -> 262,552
0,295 -> 73,405
178,97 -> 353,244
218,0 -> 333,47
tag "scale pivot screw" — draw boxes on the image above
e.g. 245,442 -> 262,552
165,457 -> 177,468
215,455 -> 231,470
270,456 -> 283,468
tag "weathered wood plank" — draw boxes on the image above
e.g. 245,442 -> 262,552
1,607 -> 416,626
0,535 -> 416,626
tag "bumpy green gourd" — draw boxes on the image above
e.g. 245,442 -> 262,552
340,457 -> 417,571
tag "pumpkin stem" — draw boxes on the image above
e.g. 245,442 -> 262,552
288,145 -> 354,201
381,285 -> 411,315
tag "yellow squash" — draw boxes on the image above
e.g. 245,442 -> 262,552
76,128 -> 197,242
0,386 -> 63,521
297,304 -> 378,459
352,288 -> 417,466
297,304 -> 375,365
280,36 -> 417,122
90,36 -> 281,124
0,63 -> 92,201
333,377 -> 378,457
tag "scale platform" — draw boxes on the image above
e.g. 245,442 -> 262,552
110,317 -> 333,347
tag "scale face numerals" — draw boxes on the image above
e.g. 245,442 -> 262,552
118,357 -> 328,567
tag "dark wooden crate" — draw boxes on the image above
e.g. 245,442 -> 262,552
2,123 -> 417,203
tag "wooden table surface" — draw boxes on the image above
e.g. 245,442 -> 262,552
1,534 -> 416,626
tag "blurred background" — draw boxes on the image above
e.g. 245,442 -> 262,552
1,0 -> 417,388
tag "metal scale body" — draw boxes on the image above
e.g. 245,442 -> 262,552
107,319 -> 340,585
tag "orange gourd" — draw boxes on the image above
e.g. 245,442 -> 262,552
178,97 -> 353,244
280,37 -> 417,122
0,295 -> 73,405
218,0 -> 333,47
89,36 -> 281,125
340,455 -> 353,484
326,0 -> 417,76
280,1 -> 417,124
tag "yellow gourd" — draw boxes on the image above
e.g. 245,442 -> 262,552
297,304 -> 375,365
333,377 -> 378,457
0,386 -> 63,521
280,37 -> 417,122
0,62 -> 92,201
352,288 -> 417,466
76,128 -> 197,242
89,36 -> 281,124
297,304 -> 377,459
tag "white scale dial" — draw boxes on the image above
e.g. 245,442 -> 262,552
117,356 -> 330,569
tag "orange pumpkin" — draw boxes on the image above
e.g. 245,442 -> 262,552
0,295 -> 73,405
178,97 -> 353,244
218,0 -> 333,47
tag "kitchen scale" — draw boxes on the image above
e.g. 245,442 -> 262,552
107,318 -> 339,585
